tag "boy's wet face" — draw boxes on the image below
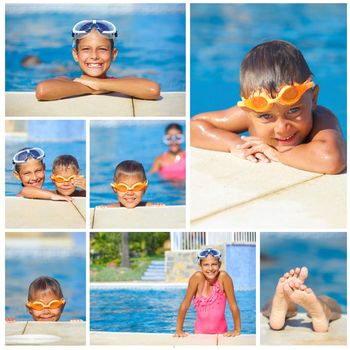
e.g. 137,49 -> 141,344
52,166 -> 79,196
27,290 -> 64,322
13,158 -> 45,188
72,29 -> 117,78
114,173 -> 146,208
199,255 -> 221,281
247,90 -> 315,152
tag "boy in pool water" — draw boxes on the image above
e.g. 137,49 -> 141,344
191,40 -> 346,174
36,20 -> 160,101
99,160 -> 163,208
20,155 -> 86,200
262,266 -> 341,332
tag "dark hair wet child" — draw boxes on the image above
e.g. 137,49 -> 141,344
191,40 -> 346,174
36,20 -> 160,101
98,160 -> 164,209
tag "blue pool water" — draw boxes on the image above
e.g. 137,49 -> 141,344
261,232 -> 347,311
6,4 -> 185,92
191,4 -> 347,138
5,120 -> 86,196
90,287 -> 255,334
90,121 -> 186,207
6,233 -> 86,321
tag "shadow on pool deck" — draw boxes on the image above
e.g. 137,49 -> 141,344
260,313 -> 347,345
5,91 -> 185,117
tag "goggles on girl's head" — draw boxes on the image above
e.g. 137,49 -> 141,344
163,134 -> 185,145
111,180 -> 148,192
237,80 -> 315,113
197,248 -> 221,260
26,298 -> 65,311
50,175 -> 78,184
12,147 -> 45,165
72,19 -> 117,46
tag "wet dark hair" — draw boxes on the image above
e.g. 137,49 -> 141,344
28,276 -> 64,300
52,155 -> 80,173
14,147 -> 45,173
240,40 -> 313,98
165,123 -> 183,134
114,160 -> 147,182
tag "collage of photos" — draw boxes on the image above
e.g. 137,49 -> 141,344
3,1 -> 347,348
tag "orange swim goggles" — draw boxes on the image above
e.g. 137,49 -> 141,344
50,175 -> 80,183
237,80 -> 315,112
26,298 -> 65,311
111,180 -> 148,192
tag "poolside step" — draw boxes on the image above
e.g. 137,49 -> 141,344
141,261 -> 165,281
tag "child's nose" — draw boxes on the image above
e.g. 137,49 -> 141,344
275,118 -> 290,134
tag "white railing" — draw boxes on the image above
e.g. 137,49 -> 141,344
171,232 -> 256,251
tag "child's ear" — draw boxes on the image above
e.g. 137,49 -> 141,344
72,48 -> 79,62
112,48 -> 118,61
25,304 -> 33,315
13,170 -> 21,181
311,85 -> 319,110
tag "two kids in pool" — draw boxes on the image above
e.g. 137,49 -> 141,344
12,147 -> 85,200
7,276 -> 66,322
36,20 -> 160,101
175,248 -> 241,337
191,40 -> 346,174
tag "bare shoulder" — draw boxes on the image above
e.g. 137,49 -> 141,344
218,270 -> 231,281
191,271 -> 205,282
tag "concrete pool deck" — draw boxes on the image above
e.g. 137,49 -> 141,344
5,91 -> 185,117
90,205 -> 186,229
90,332 -> 256,346
260,313 -> 347,345
5,197 -> 86,229
191,147 -> 346,229
6,321 -> 86,346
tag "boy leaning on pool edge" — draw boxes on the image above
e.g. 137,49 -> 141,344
36,20 -> 160,101
191,40 -> 346,174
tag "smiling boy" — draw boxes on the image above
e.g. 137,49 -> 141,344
36,20 -> 160,101
191,40 -> 346,174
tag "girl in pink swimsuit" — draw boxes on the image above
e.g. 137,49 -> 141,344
150,123 -> 186,181
175,248 -> 241,337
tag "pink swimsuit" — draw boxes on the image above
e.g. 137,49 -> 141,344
159,151 -> 186,181
193,280 -> 228,334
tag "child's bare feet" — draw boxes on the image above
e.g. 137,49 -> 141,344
266,267 -> 308,330
283,280 -> 331,332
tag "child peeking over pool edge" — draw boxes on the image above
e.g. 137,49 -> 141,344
174,248 -> 241,337
97,160 -> 164,209
6,276 -> 81,322
191,40 -> 346,175
35,20 -> 160,101
18,154 -> 86,201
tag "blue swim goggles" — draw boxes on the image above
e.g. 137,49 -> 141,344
12,147 -> 45,164
197,248 -> 221,260
72,20 -> 117,46
163,134 -> 185,145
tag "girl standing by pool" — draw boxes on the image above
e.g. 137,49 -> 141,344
174,248 -> 241,337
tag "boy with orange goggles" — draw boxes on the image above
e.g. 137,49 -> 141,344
191,40 -> 345,174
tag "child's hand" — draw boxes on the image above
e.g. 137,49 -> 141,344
5,317 -> 16,323
70,319 -> 83,323
230,144 -> 269,163
73,176 -> 86,190
237,136 -> 280,162
146,202 -> 166,207
223,329 -> 240,337
173,330 -> 189,337
51,194 -> 73,202
73,75 -> 106,92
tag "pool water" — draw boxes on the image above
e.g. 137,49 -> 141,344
5,233 -> 86,321
6,4 -> 185,92
90,121 -> 186,207
261,232 -> 347,311
191,4 -> 347,138
90,287 -> 255,334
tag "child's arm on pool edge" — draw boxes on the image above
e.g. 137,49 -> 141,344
222,272 -> 241,337
73,75 -> 161,100
174,273 -> 199,337
191,106 -> 270,163
19,187 -> 72,201
239,106 -> 346,174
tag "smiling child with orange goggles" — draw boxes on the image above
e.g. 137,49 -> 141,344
237,79 -> 315,113
110,181 -> 148,192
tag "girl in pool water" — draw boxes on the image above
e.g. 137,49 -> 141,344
174,248 -> 241,337
150,123 -> 186,181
